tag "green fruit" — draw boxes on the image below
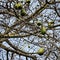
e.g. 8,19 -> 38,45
50,21 -> 54,24
48,21 -> 54,28
14,3 -> 22,9
36,21 -> 41,26
37,48 -> 45,55
21,9 -> 26,16
26,0 -> 30,3
48,22 -> 51,28
41,26 -> 46,35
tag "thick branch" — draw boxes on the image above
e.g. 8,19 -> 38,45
0,43 -> 37,60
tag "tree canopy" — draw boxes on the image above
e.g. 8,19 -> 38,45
0,0 -> 60,60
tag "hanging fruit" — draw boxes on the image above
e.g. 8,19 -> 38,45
37,48 -> 45,55
14,3 -> 22,9
21,9 -> 26,16
41,26 -> 46,35
26,0 -> 30,4
48,21 -> 54,28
